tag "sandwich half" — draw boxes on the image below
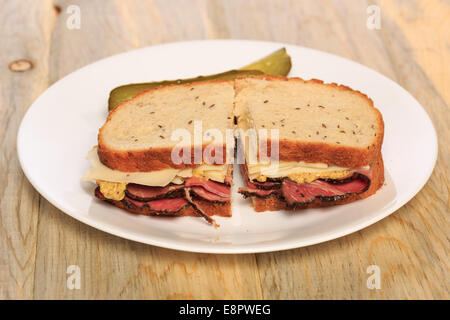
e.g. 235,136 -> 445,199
235,76 -> 384,211
83,80 -> 235,224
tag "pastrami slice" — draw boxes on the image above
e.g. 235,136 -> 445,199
281,173 -> 370,205
125,176 -> 232,203
126,183 -> 184,201
238,182 -> 281,199
129,197 -> 188,211
190,186 -> 230,203
238,168 -> 372,205
185,177 -> 231,198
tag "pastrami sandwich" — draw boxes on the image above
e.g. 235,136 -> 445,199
234,76 -> 384,211
83,75 -> 385,223
83,80 -> 235,224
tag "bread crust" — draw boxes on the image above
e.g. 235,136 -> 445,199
267,138 -> 381,169
238,75 -> 385,168
97,144 -> 228,172
98,80 -> 232,172
250,153 -> 384,212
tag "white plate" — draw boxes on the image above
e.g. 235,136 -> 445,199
17,40 -> 437,254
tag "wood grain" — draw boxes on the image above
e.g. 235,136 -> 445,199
0,0 -> 448,299
0,0 -> 57,299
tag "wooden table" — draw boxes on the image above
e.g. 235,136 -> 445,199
0,0 -> 448,299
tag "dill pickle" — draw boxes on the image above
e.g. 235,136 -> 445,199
240,47 -> 291,76
108,70 -> 262,111
108,47 -> 291,110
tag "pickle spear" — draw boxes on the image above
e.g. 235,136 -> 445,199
108,70 -> 263,111
240,47 -> 291,76
108,47 -> 291,110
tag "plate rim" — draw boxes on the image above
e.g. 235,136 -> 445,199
17,39 -> 438,254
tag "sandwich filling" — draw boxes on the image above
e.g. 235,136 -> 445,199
238,163 -> 371,206
246,160 -> 369,184
83,147 -> 229,194
84,147 -> 231,222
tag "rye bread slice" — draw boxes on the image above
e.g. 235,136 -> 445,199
234,75 -> 384,168
98,80 -> 235,172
